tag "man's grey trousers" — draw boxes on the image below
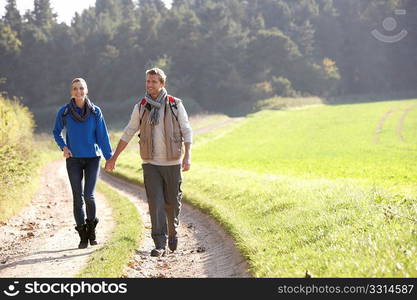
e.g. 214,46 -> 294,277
142,163 -> 182,249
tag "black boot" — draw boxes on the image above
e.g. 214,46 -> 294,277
86,218 -> 99,246
75,224 -> 88,249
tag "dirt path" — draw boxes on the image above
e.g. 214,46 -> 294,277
100,171 -> 250,278
193,117 -> 244,135
0,116 -> 250,278
0,160 -> 115,278
103,116 -> 250,278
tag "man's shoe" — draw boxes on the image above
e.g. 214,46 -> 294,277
168,236 -> 178,252
150,248 -> 166,257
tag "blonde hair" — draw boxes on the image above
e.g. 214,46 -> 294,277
71,77 -> 88,86
146,68 -> 167,84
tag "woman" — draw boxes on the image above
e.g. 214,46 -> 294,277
52,78 -> 112,249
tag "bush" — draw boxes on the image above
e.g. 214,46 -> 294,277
0,96 -> 34,148
0,96 -> 37,221
271,76 -> 298,97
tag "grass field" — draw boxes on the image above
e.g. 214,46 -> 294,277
109,99 -> 417,277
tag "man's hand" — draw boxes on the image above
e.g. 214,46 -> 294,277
182,142 -> 192,172
63,146 -> 72,158
105,157 -> 116,171
182,153 -> 191,172
105,139 -> 128,172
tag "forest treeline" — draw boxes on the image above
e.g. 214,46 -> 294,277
0,0 -> 416,128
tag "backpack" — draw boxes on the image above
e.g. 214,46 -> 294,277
61,104 -> 99,127
138,95 -> 179,126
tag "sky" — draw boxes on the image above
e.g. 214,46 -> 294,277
0,0 -> 172,25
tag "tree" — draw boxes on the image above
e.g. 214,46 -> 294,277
3,0 -> 22,32
33,0 -> 56,28
0,21 -> 22,98
1,0 -> 416,129
0,22 -> 21,55
246,28 -> 301,82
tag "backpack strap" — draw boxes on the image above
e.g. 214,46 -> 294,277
168,96 -> 183,137
138,95 -> 179,125
168,95 -> 179,122
61,104 -> 70,127
91,105 -> 98,118
138,98 -> 147,126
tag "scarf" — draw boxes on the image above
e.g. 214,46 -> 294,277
143,88 -> 168,125
68,98 -> 94,123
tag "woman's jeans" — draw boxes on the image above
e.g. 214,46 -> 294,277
66,157 -> 100,226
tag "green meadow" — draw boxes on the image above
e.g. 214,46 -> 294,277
109,99 -> 417,277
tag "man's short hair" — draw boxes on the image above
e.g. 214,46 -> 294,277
146,67 -> 167,83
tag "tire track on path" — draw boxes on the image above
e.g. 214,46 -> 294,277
397,104 -> 417,142
373,108 -> 396,144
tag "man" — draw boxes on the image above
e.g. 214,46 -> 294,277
105,68 -> 192,257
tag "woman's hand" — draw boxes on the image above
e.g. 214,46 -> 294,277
105,157 -> 116,171
63,146 -> 72,158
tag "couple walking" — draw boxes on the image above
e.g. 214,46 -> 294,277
52,68 -> 193,257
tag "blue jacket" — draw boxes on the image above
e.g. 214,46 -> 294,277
52,104 -> 113,160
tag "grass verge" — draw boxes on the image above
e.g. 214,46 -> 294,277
77,181 -> 142,278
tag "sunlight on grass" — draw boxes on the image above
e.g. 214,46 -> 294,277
182,165 -> 417,277
107,99 -> 417,277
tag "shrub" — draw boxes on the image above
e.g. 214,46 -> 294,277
0,96 -> 36,221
